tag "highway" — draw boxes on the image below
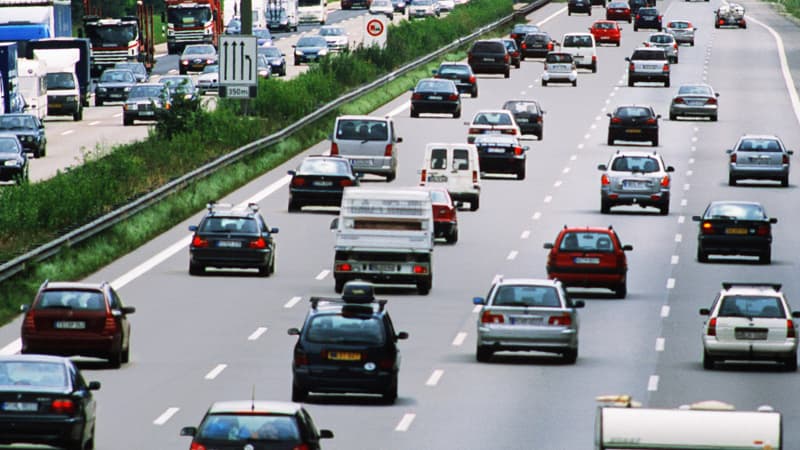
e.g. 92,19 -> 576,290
2,0 -> 800,447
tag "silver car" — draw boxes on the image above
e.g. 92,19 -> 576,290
318,25 -> 349,52
598,150 -> 674,215
541,52 -> 578,87
669,83 -> 719,121
727,134 -> 793,186
330,115 -> 402,181
666,19 -> 697,46
644,32 -> 679,63
473,278 -> 584,363
700,282 -> 799,371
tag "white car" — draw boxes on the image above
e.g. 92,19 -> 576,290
408,0 -> 440,18
465,110 -> 521,144
541,52 -> 578,87
437,0 -> 455,11
420,142 -> 481,210
318,25 -> 349,52
665,19 -> 697,46
196,64 -> 219,95
700,282 -> 799,371
369,0 -> 394,18
643,32 -> 679,64
560,32 -> 597,72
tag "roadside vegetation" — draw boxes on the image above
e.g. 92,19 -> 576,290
765,0 -> 800,19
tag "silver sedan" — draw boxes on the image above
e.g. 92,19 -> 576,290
644,32 -> 679,63
666,20 -> 697,46
669,83 -> 719,121
473,278 -> 584,363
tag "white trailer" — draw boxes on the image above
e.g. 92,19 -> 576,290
17,57 -> 47,119
33,47 -> 82,120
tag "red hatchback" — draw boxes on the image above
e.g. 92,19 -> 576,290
543,226 -> 633,298
606,0 -> 632,22
589,20 -> 622,46
20,281 -> 135,368
419,186 -> 459,243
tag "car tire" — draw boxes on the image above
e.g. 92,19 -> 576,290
417,277 -> 432,295
95,97 -> 103,107
470,196 -> 479,211
382,377 -> 398,404
674,55 -> 679,64
476,345 -> 493,362
664,78 -> 670,88
294,58 -> 300,66
504,68 -> 510,79
517,165 -> 526,180
291,383 -> 308,402
659,200 -> 669,216
572,79 -> 577,87
37,146 -> 46,158
541,79 -> 547,87
728,174 -> 736,186
334,278 -> 345,294
537,131 -> 543,140
73,107 -> 83,121
520,55 -> 525,61
652,135 -> 658,147
66,439 -> 84,450
615,281 -> 627,298
386,170 -> 396,182
634,25 -> 638,31
288,199 -> 302,212
179,68 -> 186,75
616,41 -> 620,47
628,17 -> 632,23
453,109 -> 461,119
471,87 -> 478,98
258,262 -> 271,277
410,109 -> 419,118
568,10 -> 572,15
670,113 -> 677,121
702,350 -> 715,370
710,114 -> 718,122
109,351 -> 122,369
607,133 -> 614,146
562,348 -> 578,364
601,199 -> 611,214
785,352 -> 798,371
697,246 -> 709,263
628,78 -> 634,87
123,117 -> 133,126
446,227 -> 458,244
121,343 -> 130,364
591,61 -> 597,73
189,262 -> 205,276
781,175 -> 789,187
690,40 -> 695,46
759,248 -> 771,265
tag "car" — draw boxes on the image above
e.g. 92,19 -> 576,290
288,281 -> 409,404
597,149 -> 674,214
561,32 -> 597,72
318,25 -> 349,52
288,155 -> 359,211
267,8 -> 298,31
420,143 -> 481,210
644,32 -> 678,63
693,201 -> 777,264
159,75 -> 198,101
607,105 -> 660,146
123,83 -> 171,126
410,78 -> 461,118
520,31 -> 557,59
342,0 -> 371,9
437,0 -> 456,12
179,44 -> 218,74
543,226 -> 633,298
113,61 -> 149,83
0,134 -> 28,184
606,1 -> 632,22
293,36 -> 329,65
669,83 -> 719,121
467,39 -> 510,78
589,20 -> 621,46
568,0 -> 592,15
473,278 -> 585,363
370,0 -> 395,18
0,354 -> 100,450
20,280 -> 135,367
626,47 -> 670,87
181,401 -> 334,448
509,23 -> 541,48
726,135 -> 792,186
474,134 -> 527,179
433,62 -> 478,97
196,64 -> 219,95
542,52 -> 578,87
465,109 -> 521,143
629,0 -> 654,15
634,7 -> 662,31
715,3 -> 746,28
666,20 -> 697,45
392,0 -> 407,13
257,54 -> 272,79
408,0 -> 440,18
253,27 -> 274,47
502,99 -> 545,140
700,282 -> 799,371
94,69 -> 136,106
501,38 -> 521,68
188,201 -> 278,275
225,17 -> 241,34
258,45 -> 287,76
422,186 -> 459,243
330,115 -> 401,181
0,113 -> 46,158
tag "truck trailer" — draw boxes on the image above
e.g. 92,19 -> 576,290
0,42 -> 24,114
24,38 -> 92,107
0,0 -> 72,42
165,0 -> 224,54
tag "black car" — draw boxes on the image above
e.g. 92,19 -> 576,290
258,45 -> 287,76
94,69 -> 136,106
607,105 -> 660,146
0,114 -> 46,158
509,23 -> 540,48
520,32 -> 556,59
467,39 -> 510,78
289,281 -> 409,404
502,99 -> 545,140
568,0 -> 592,15
0,134 -> 28,184
433,62 -> 478,97
293,36 -> 329,65
123,83 -> 171,126
474,134 -> 527,179
0,354 -> 100,450
181,400 -> 333,450
630,0 -> 655,15
159,75 -> 199,101
113,61 -> 149,83
501,39 -> 522,68
693,201 -> 776,264
634,7 -> 662,31
188,202 -> 279,276
288,155 -> 359,211
410,78 -> 461,118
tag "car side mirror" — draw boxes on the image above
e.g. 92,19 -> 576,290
287,327 -> 301,336
188,225 -> 198,232
792,311 -> 800,318
606,113 -> 612,117
396,331 -> 409,340
597,164 -> 608,171
320,429 -> 334,439
270,227 -> 279,234
122,306 -> 136,315
87,381 -> 101,390
573,300 -> 585,308
431,69 -> 438,75
770,218 -> 778,224
463,121 -> 470,126
787,150 -> 794,155
691,215 -> 702,221
725,149 -> 732,154
396,137 -> 403,143
622,244 -> 633,251
699,308 -> 710,315
543,242 -> 554,249
291,44 -> 296,48
330,218 -> 339,230
656,114 -> 661,119
180,426 -> 197,437
20,304 -> 29,312
472,297 -> 485,305
624,57 -> 631,62
523,146 -> 530,151
287,170 -> 296,176
666,166 -> 675,172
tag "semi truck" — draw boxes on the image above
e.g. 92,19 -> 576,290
24,38 -> 92,107
0,0 -> 72,42
81,4 -> 156,78
0,42 -> 24,114
165,0 -> 224,54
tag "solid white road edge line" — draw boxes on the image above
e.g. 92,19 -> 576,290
153,407 -> 180,425
248,327 -> 268,340
204,364 -> 227,380
395,413 -> 416,432
748,16 -> 800,126
284,296 -> 303,308
0,339 -> 21,356
425,369 -> 444,386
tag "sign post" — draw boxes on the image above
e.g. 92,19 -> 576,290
363,16 -> 387,48
219,35 -> 258,99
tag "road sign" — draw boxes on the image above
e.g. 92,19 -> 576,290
363,16 -> 387,48
219,35 -> 258,98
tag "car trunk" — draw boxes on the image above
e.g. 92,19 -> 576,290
32,308 -> 107,334
716,317 -> 787,344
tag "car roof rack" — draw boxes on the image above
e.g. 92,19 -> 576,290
722,282 -> 781,291
309,296 -> 387,312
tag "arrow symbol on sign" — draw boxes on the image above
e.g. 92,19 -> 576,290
223,40 -> 230,80
244,55 -> 252,81
232,41 -> 238,80
240,42 -> 246,81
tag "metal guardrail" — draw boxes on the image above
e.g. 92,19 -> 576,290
0,0 -> 550,284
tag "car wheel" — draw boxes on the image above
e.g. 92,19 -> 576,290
189,261 -> 205,276
520,55 -> 525,61
94,97 -> 103,107
179,68 -> 186,75
759,248 -> 771,265
258,262 -> 271,277
504,68 -> 510,79
652,135 -> 659,147
715,22 -> 720,29
453,108 -> 461,119
616,41 -> 620,47
73,107 -> 83,121
628,17 -> 632,23
410,109 -> 419,118
476,345 -> 493,362
728,174 -> 736,186
785,352 -> 798,371
702,350 -> 715,370
445,226 -> 458,244
710,114 -> 718,122
417,277 -> 432,295
294,58 -> 300,66
572,79 -> 577,87
537,131 -> 543,140
607,133 -> 614,146
108,351 -> 122,369
659,200 -> 669,216
470,196 -> 479,211
568,10 -> 572,15
123,116 -> 134,126
288,199 -> 301,212
471,87 -> 478,98
591,61 -> 597,73
634,25 -> 638,31
37,146 -> 46,158
664,78 -> 670,88
588,9 -> 592,15
121,343 -> 130,364
781,175 -> 789,187
690,39 -> 695,46
628,77 -> 634,87
291,382 -> 308,402
615,281 -> 627,298
382,377 -> 398,404
334,278 -> 345,294
66,439 -> 84,450
601,199 -> 611,214
674,56 -> 679,64
386,170 -> 396,182
541,79 -> 547,87
697,246 -> 709,263
517,165 -> 526,180
562,348 -> 578,364
670,113 -> 677,121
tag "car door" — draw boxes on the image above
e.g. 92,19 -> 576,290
422,145 -> 451,185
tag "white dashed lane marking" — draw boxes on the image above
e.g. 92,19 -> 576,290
61,130 -> 74,136
204,364 -> 227,380
678,215 -> 685,224
395,413 -> 416,432
671,255 -> 679,265
661,305 -> 670,318
544,196 -> 552,203
452,332 -> 468,346
425,369 -> 444,386
284,296 -> 302,308
315,270 -> 329,280
648,375 -> 660,392
248,327 -> 268,340
0,339 -> 20,356
655,338 -> 665,352
674,234 -> 682,243
520,230 -> 530,239
507,250 -> 518,261
532,212 -> 542,220
667,278 -> 676,289
153,407 -> 180,426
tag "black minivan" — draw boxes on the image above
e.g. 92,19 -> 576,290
467,39 -> 511,78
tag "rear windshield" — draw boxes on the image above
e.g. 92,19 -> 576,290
472,112 -> 512,125
437,65 -> 469,76
36,290 -> 106,311
631,49 -> 665,60
299,158 -> 351,175
546,53 -> 573,63
512,24 -> 539,34
198,414 -> 300,442
305,314 -> 385,345
562,35 -> 593,47
0,361 -> 67,388
649,34 -> 674,44
430,148 -> 448,169
200,217 -> 259,233
718,296 -> 785,318
415,79 -> 454,92
593,22 -> 617,29
492,285 -> 561,307
611,156 -> 660,172
704,203 -> 766,220
0,115 -> 36,130
668,21 -> 690,29
639,7 -> 657,14
737,139 -> 782,152
524,33 -> 549,43
471,41 -> 504,53
678,85 -> 712,96
336,119 -> 389,141
504,101 -> 539,114
608,1 -> 629,6
453,148 -> 469,170
559,232 -> 616,252
615,107 -> 652,118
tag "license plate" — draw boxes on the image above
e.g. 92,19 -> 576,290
688,100 -> 705,106
644,65 -> 658,70
551,64 -> 569,71
510,317 -> 543,325
574,55 -> 584,60
217,240 -> 242,248
427,174 -> 448,182
515,117 -> 529,123
483,57 -> 494,62
735,330 -> 767,340
725,227 -> 748,235
328,351 -> 361,361
352,159 -> 374,167
109,94 -> 123,98
574,257 -> 600,264
313,180 -> 333,187
626,129 -> 642,133
428,95 -> 442,100
140,111 -> 155,116
54,321 -> 86,329
622,180 -> 648,189
369,263 -> 396,272
2,402 -> 38,412
49,103 -> 62,108
486,148 -> 506,153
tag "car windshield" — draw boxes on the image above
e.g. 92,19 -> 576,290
45,72 -> 75,89
678,85 -> 712,96
100,70 -> 134,83
161,77 -> 194,92
668,21 -> 690,28
305,314 -> 385,344
183,45 -> 215,55
0,116 -> 35,130
705,203 -> 766,220
563,35 -> 593,47
616,107 -> 652,118
298,36 -> 327,47
546,53 -> 573,63
559,232 -> 616,252
503,40 -> 517,51
319,27 -> 344,36
611,156 -> 660,173
473,112 -> 512,125
738,138 -> 782,152
594,22 -> 616,29
0,361 -> 67,388
0,138 -> 19,153
129,86 -> 164,98
336,119 -> 388,141
649,34 -> 674,43
202,65 -> 219,74
437,65 -> 469,76
504,101 -> 539,114
512,24 -> 539,34
299,158 -> 351,175
493,285 -> 561,307
36,290 -> 106,310
472,41 -> 504,53
198,414 -> 300,442
718,296 -> 785,318
631,49 -> 665,60
415,79 -> 453,92
261,47 -> 282,57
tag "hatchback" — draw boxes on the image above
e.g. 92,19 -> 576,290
293,36 -> 329,65
474,134 -> 527,179
598,150 -> 674,214
568,0 -> 592,15
502,99 -> 545,139
669,83 -> 719,121
467,39 -> 510,78
410,78 -> 461,118
94,69 -> 136,106
607,105 -> 660,146
634,7 -> 662,31
433,62 -> 478,97
726,135 -> 792,187
520,32 -> 556,59
590,20 -> 622,46
666,20 -> 697,45
644,32 -> 679,63
626,47 -> 670,87
693,201 -> 777,264
0,134 -> 28,185
541,52 -> 578,87
259,45 -> 287,76
20,281 -> 135,368
606,1 -> 632,22
288,155 -> 360,210
0,114 -> 45,158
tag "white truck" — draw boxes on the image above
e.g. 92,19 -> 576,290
17,58 -> 48,119
34,47 -> 82,121
331,188 -> 434,295
266,0 -> 299,31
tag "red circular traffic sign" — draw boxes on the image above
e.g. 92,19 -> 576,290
366,18 -> 385,37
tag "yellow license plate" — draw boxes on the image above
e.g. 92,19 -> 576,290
328,351 -> 361,361
626,129 -> 642,133
725,227 -> 748,235
49,103 -> 62,108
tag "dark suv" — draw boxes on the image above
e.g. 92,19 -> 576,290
188,202 -> 279,276
433,62 -> 478,97
468,39 -> 510,78
568,0 -> 592,15
634,7 -> 662,31
607,105 -> 660,146
289,282 -> 409,404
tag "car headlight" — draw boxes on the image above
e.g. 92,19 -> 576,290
206,59 -> 215,64
259,70 -> 269,76
97,87 -> 107,93
295,50 -> 303,56
69,95 -> 79,102
4,160 -> 19,167
318,48 -> 328,56
23,136 -> 32,142
167,28 -> 175,36
126,103 -> 137,110
124,87 -> 131,92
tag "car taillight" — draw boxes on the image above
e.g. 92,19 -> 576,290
468,128 -> 482,134
592,55 -> 597,62
420,169 -> 427,184
673,43 -> 678,50
537,116 -> 543,123
548,314 -> 572,326
191,235 -> 209,248
330,142 -> 339,155
50,399 -> 76,414
783,154 -> 790,164
481,311 -> 504,324
701,222 -> 714,234
336,263 -> 352,272
294,350 -> 309,366
340,179 -> 354,187
513,51 -> 520,57
292,445 -> 311,450
705,97 -> 717,105
468,75 -> 476,83
413,265 -> 428,274
729,153 -> 737,163
385,144 -> 393,157
22,311 -> 35,333
629,63 -> 635,71
707,317 -> 717,336
504,54 -> 510,62
636,14 -> 640,19
190,443 -> 207,450
249,237 -> 267,249
645,118 -> 657,125
378,358 -> 394,369
658,15 -> 662,20
643,42 -> 650,47
521,43 -> 527,49
719,19 -> 724,25
660,175 -> 670,187
503,128 -> 518,135
411,93 -> 423,100
756,225 -> 770,236
510,33 -> 518,39
102,314 -> 118,336
611,117 -> 622,124
472,170 -> 479,184
673,97 -> 685,104
662,64 -> 670,72
601,174 -> 610,185
448,93 -> 459,101
788,320 -> 796,338
547,42 -> 553,51
513,146 -> 523,156
291,177 -> 306,187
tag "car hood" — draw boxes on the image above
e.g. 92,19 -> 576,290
298,45 -> 327,52
0,153 -> 23,162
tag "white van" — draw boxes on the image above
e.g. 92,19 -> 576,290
18,58 -> 48,120
330,115 -> 402,181
561,32 -> 598,72
419,143 -> 481,211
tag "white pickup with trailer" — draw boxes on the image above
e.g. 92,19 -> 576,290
331,188 -> 434,295
595,396 -> 782,450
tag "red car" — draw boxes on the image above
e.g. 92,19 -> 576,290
419,186 -> 458,243
20,281 -> 135,368
589,20 -> 622,46
606,0 -> 632,22
543,226 -> 633,298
